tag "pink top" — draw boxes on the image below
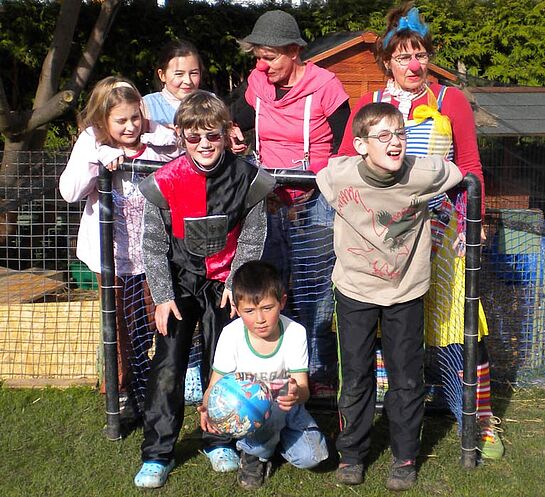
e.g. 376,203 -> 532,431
59,123 -> 180,273
338,83 -> 485,211
245,61 -> 349,173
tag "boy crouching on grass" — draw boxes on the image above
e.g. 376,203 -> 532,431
316,102 -> 463,491
198,260 -> 329,490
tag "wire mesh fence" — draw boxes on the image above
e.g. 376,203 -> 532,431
0,151 -> 100,384
480,138 -> 545,386
0,138 -> 544,387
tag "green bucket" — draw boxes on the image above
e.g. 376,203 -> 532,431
69,261 -> 98,290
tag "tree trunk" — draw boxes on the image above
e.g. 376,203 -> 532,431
0,0 -> 121,163
0,142 -> 28,245
0,140 -> 30,189
0,0 -> 121,249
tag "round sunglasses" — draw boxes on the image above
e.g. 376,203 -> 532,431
183,132 -> 223,144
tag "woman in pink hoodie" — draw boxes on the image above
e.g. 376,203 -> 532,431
231,10 -> 350,398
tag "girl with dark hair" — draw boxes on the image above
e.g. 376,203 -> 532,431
142,39 -> 203,126
143,39 -> 207,405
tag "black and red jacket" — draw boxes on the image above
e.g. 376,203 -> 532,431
140,151 -> 275,303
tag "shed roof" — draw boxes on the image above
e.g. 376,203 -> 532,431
302,31 -> 364,61
302,30 -> 545,137
468,87 -> 545,137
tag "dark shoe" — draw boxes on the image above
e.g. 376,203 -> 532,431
335,463 -> 364,485
385,458 -> 417,491
237,451 -> 271,490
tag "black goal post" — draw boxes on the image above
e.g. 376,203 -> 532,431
98,159 -> 481,469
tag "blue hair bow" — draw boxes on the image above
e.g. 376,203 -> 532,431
382,7 -> 429,47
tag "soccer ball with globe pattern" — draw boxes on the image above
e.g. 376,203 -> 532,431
207,372 -> 273,438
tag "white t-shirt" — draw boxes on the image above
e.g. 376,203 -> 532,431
212,315 -> 309,386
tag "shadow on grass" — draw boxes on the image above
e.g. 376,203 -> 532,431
174,427 -> 207,467
310,400 -> 459,475
490,381 -> 514,420
170,396 -> 462,479
420,411 -> 457,463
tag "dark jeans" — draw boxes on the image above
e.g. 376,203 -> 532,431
141,278 -> 229,462
335,289 -> 425,464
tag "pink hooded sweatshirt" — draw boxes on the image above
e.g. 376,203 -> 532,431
245,61 -> 348,174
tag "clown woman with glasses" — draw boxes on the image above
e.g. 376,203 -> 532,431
338,0 -> 504,475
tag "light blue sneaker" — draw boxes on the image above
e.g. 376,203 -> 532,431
134,460 -> 175,488
204,446 -> 240,472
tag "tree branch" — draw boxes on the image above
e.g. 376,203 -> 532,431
22,0 -> 121,146
27,90 -> 76,131
67,0 -> 122,96
33,0 -> 82,110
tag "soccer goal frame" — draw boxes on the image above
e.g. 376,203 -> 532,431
97,159 -> 481,469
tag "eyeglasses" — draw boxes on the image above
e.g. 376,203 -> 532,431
183,132 -> 223,144
392,52 -> 430,66
363,128 -> 407,143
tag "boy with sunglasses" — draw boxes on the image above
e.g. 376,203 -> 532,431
316,102 -> 462,490
134,90 -> 275,488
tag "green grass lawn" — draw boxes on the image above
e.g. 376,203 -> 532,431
1,384 -> 544,497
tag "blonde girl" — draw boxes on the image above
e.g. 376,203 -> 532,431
60,76 -> 180,418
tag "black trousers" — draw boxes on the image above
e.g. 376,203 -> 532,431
335,289 -> 425,465
141,277 -> 229,462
